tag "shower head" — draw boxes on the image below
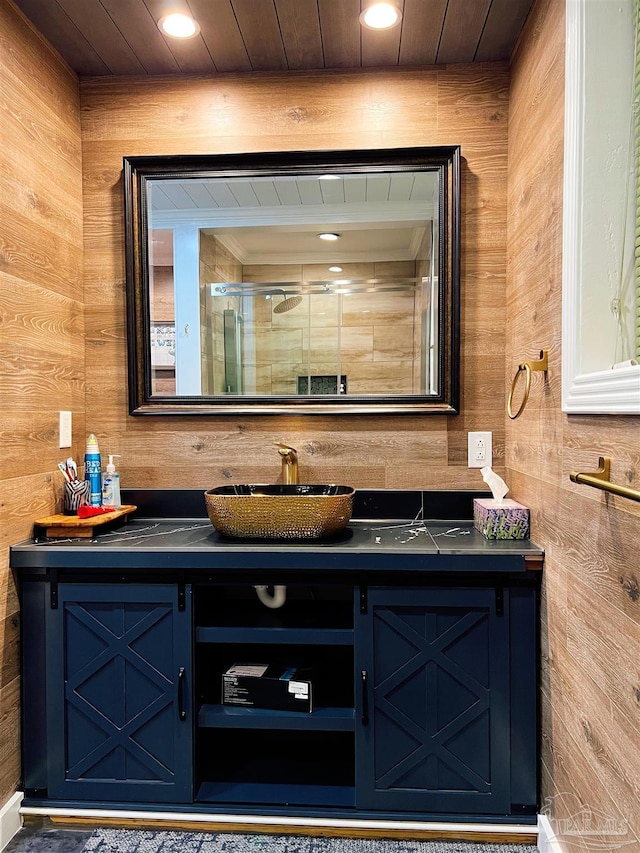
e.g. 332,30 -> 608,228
273,294 -> 303,314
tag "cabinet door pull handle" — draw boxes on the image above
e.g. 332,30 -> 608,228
178,666 -> 187,721
361,670 -> 369,726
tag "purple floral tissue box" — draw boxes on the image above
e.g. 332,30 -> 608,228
473,498 -> 530,540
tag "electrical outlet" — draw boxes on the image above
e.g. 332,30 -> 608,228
467,431 -> 492,468
59,410 -> 72,449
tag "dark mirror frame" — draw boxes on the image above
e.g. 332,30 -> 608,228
123,146 -> 460,416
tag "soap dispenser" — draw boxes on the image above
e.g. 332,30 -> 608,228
102,454 -> 122,510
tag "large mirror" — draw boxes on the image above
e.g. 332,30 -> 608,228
124,147 -> 460,415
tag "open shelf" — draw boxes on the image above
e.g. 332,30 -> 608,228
193,584 -> 357,810
194,584 -> 354,632
198,703 -> 355,731
196,780 -> 356,808
195,729 -> 355,808
195,643 -> 354,711
196,626 -> 353,645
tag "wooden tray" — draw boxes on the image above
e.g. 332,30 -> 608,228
34,505 -> 137,538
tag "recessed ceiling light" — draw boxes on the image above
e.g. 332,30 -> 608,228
359,2 -> 402,30
158,13 -> 200,39
317,232 -> 341,241
329,266 -> 343,272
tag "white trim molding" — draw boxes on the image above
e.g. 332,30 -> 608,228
0,792 -> 23,852
562,0 -> 640,414
538,814 -> 567,853
563,362 -> 640,413
19,805 -> 537,842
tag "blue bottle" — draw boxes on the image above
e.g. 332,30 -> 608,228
84,433 -> 102,506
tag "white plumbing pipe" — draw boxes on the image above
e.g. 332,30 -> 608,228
254,585 -> 287,609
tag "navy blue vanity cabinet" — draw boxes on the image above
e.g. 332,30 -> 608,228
45,583 -> 193,803
355,586 -> 529,815
13,521 -> 540,822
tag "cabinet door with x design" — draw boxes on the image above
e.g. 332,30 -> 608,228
46,583 -> 192,802
355,586 -> 510,815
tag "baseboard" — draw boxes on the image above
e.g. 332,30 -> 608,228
538,814 -> 565,853
0,792 -> 23,852
20,805 -> 537,844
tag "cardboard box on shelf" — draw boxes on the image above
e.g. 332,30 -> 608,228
221,663 -> 312,713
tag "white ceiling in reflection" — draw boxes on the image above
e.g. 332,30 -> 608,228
148,172 -> 438,266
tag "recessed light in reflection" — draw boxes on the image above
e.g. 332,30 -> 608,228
359,2 -> 402,30
329,266 -> 343,272
158,13 -> 200,38
317,233 -> 340,241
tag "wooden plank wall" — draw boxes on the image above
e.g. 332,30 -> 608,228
507,0 -> 640,849
10,4 -> 638,841
80,65 -> 510,491
0,0 -> 84,804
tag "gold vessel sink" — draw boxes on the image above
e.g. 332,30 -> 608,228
204,484 -> 355,540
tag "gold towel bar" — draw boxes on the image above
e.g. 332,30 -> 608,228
570,457 -> 640,503
507,350 -> 548,419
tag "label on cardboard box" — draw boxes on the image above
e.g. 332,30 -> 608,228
227,664 -> 268,678
222,662 -> 313,712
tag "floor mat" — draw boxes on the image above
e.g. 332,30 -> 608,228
81,829 -> 539,853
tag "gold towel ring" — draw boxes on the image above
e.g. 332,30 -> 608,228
507,363 -> 531,419
507,350 -> 548,420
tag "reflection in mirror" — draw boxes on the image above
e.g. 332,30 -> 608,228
124,148 -> 460,415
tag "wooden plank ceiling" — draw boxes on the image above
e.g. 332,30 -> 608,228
12,0 -> 536,77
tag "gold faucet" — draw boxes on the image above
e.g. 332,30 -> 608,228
275,443 -> 298,485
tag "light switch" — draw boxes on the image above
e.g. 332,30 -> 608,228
59,411 -> 72,448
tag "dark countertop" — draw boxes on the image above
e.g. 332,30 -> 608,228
11,517 -> 543,573
10,489 -> 543,575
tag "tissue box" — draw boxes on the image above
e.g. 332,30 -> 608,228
222,663 -> 312,713
473,498 -> 530,540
